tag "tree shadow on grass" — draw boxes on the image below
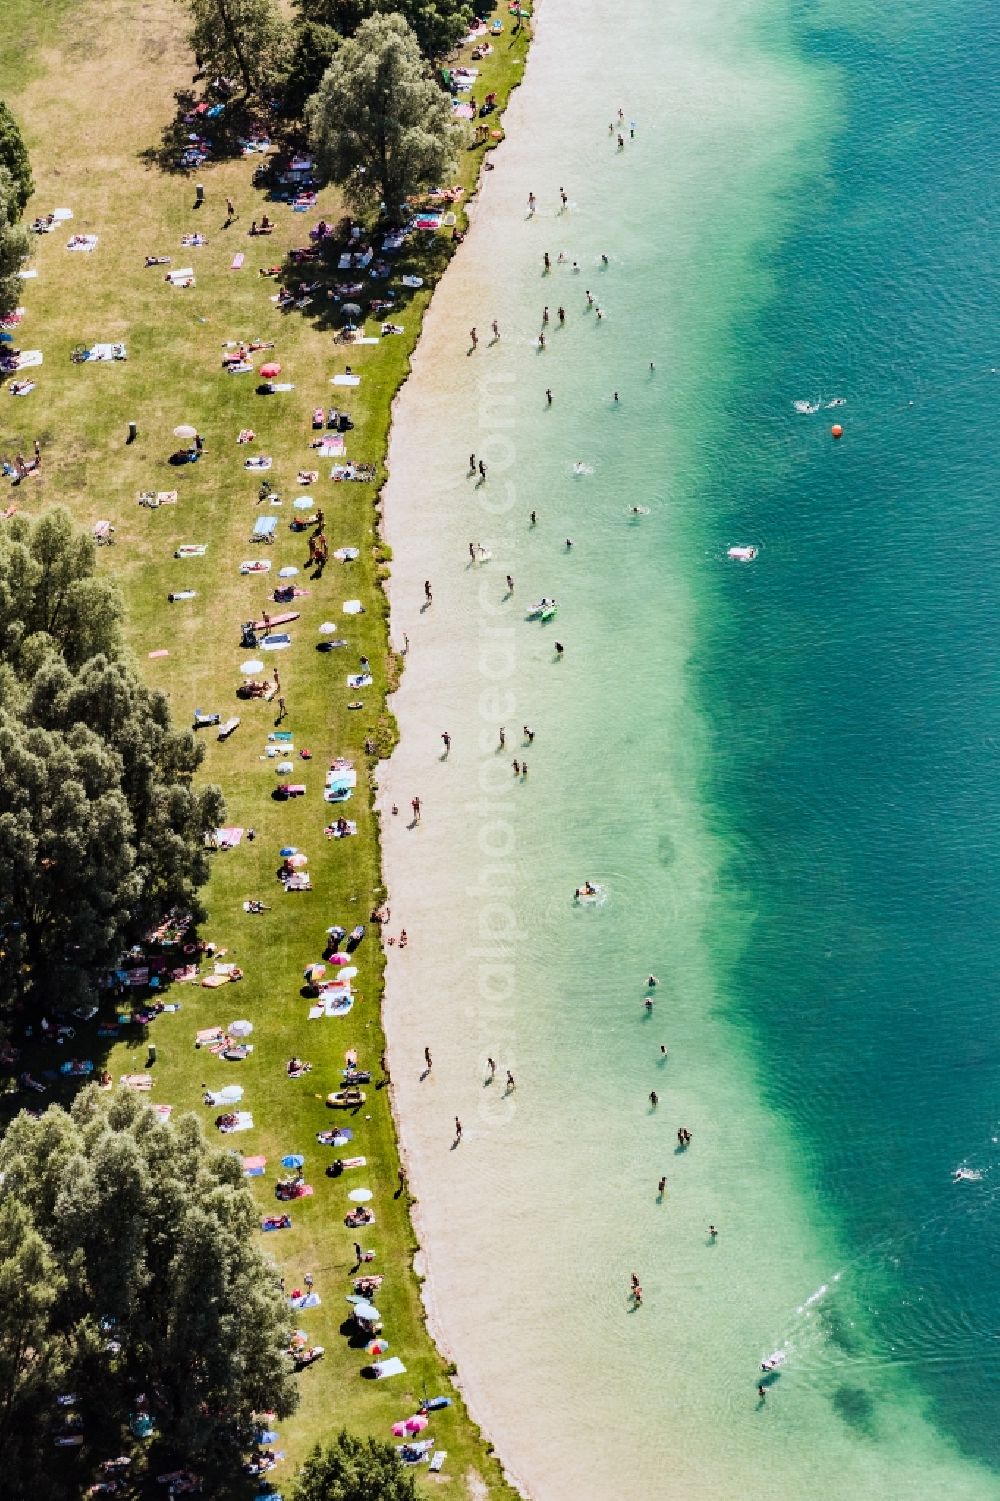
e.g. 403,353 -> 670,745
138,85 -> 285,178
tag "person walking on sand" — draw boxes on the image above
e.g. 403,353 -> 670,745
527,191 -> 536,214
708,1224 -> 719,1239
512,759 -> 521,776
487,1057 -> 497,1079
454,1116 -> 463,1142
353,1241 -> 363,1266
412,796 -> 421,822
469,326 -> 478,349
558,306 -> 565,324
630,1272 -> 640,1290
424,580 -> 433,603
543,251 -> 550,271
523,725 -> 534,743
499,727 -> 506,748
226,196 -> 236,222
479,459 -> 487,480
469,453 -> 476,472
542,306 -> 550,324
559,186 -> 568,208
649,1090 -> 658,1108
506,1070 -> 516,1090
492,319 -> 500,340
758,1385 -> 767,1402
506,574 -> 514,593
658,1176 -> 667,1194
276,696 -> 287,722
530,510 -> 537,525
441,731 -> 451,752
546,388 -> 553,405
423,1047 -> 433,1072
521,761 -> 528,777
469,542 -> 476,562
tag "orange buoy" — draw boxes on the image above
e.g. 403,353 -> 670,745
831,424 -> 843,439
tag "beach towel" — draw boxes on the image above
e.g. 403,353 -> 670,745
308,994 -> 353,1019
429,1452 -> 447,1473
18,268 -> 37,279
175,544 -> 207,558
451,102 -> 475,120
16,350 -> 42,368
242,1155 -> 267,1176
220,1111 -> 253,1133
215,826 -> 244,847
290,1291 -> 321,1310
343,600 -> 364,614
167,266 -> 194,282
261,633 -> 291,649
325,768 -> 357,791
66,234 -> 98,251
200,973 -> 229,988
87,342 -> 127,361
347,674 -> 372,689
372,1357 -> 406,1380
245,455 -> 272,470
147,649 -> 168,659
196,1027 -> 225,1046
331,373 -> 360,387
204,1085 -> 243,1106
251,516 -> 277,541
121,1074 -> 152,1091
400,275 -> 424,289
333,547 -> 359,562
152,1103 -> 173,1122
240,559 -> 272,574
317,436 -> 345,456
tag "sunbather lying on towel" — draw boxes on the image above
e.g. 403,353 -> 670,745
144,255 -> 170,266
261,1213 -> 292,1230
345,1206 -> 374,1228
292,1345 -> 324,1369
287,1057 -> 312,1077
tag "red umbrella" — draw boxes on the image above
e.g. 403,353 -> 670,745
260,361 -> 281,378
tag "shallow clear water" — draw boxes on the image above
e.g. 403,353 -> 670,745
380,0 -> 1000,1494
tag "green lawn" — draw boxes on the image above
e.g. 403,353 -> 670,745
0,0 -> 529,1494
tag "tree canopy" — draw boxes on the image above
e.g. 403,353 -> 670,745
0,101 -> 33,217
295,0 -> 471,61
306,12 -> 459,221
293,1430 -> 420,1501
0,165 -> 31,316
0,510 -> 223,1017
185,0 -> 290,96
0,1089 -> 298,1496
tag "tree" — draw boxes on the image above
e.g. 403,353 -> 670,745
0,102 -> 32,217
284,19 -> 341,118
0,167 -> 30,317
0,1090 -> 298,1496
0,510 -> 223,1017
295,0 -> 471,60
185,0 -> 289,96
307,13 -> 459,220
293,1431 -> 420,1501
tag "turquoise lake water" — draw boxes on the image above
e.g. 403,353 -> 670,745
699,0 -> 1000,1468
381,0 -> 1000,1492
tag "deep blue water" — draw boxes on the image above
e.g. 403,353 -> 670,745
698,0 -> 1000,1468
